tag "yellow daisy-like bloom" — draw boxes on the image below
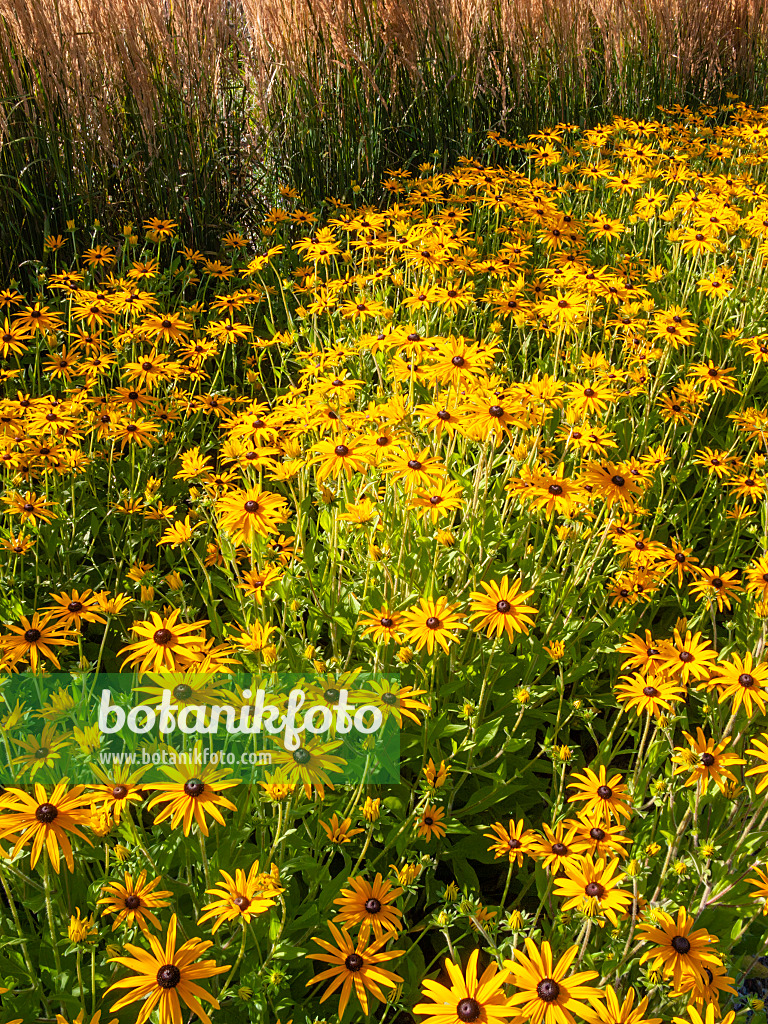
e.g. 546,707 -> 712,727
580,984 -> 661,1024
659,629 -> 719,686
745,732 -> 768,793
671,727 -> 745,794
504,938 -> 603,1024
358,607 -> 404,644
567,765 -> 632,825
319,812 -> 365,844
614,673 -> 686,718
468,576 -> 538,643
118,609 -> 209,674
484,818 -> 539,867
401,596 -> 466,655
0,779 -> 93,873
89,763 -> 150,823
143,763 -> 238,837
746,865 -> 768,914
672,1004 -> 735,1024
306,921 -> 404,1019
0,611 -> 75,671
216,486 -> 288,544
97,870 -> 173,936
12,721 -> 71,779
712,651 -> 768,715
553,855 -> 633,926
106,914 -> 228,1024
198,861 -> 282,934
157,515 -> 199,548
413,948 -> 517,1024
416,804 -> 446,841
637,908 -> 721,991
333,873 -> 404,941
531,822 -> 587,873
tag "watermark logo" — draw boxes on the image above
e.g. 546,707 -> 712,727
0,671 -> 401,785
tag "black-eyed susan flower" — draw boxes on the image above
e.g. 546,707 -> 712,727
567,766 -> 632,825
614,672 -> 685,717
659,629 -> 719,686
268,738 -> 347,798
484,819 -> 539,866
531,822 -> 587,872
216,486 -> 288,543
333,873 -> 403,940
401,596 -> 466,655
355,678 -> 429,725
672,1004 -> 735,1024
305,921 -> 403,1018
413,948 -> 517,1024
416,804 -> 446,841
553,855 -> 633,925
504,937 -> 603,1024
358,607 -> 404,644
198,862 -> 282,933
637,908 -> 721,990
712,651 -> 768,715
106,913 -> 227,1024
0,779 -> 92,873
579,984 -> 661,1024
12,721 -> 71,779
0,612 -> 75,671
672,728 -> 745,794
143,763 -> 238,836
89,763 -> 149,823
97,870 -> 173,936
468,577 -> 537,642
118,609 -> 209,673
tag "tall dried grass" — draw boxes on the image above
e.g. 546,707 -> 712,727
2,0 -> 768,275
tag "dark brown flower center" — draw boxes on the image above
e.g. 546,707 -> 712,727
496,600 -> 512,614
425,617 -> 442,629
451,355 -> 465,366
611,475 -> 625,487
112,784 -> 129,799
380,617 -> 394,628
345,953 -> 364,972
679,651 -> 694,663
552,842 -> 568,855
585,881 -> 605,898
68,601 -> 83,612
739,673 -> 755,687
183,778 -> 205,797
456,998 -> 481,1022
124,895 -> 141,910
233,895 -> 251,910
536,979 -> 561,1002
173,684 -> 193,700
548,483 -> 564,495
156,964 -> 181,988
24,628 -> 41,643
334,444 -> 349,457
364,897 -> 382,914
589,827 -> 606,841
700,752 -> 715,766
597,785 -> 613,799
408,459 -> 422,470
154,629 -> 173,645
293,747 -> 311,764
35,803 -> 58,823
643,685 -> 658,697
244,499 -> 260,513
671,935 -> 691,954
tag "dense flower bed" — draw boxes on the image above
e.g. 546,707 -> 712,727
1,101 -> 768,1023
